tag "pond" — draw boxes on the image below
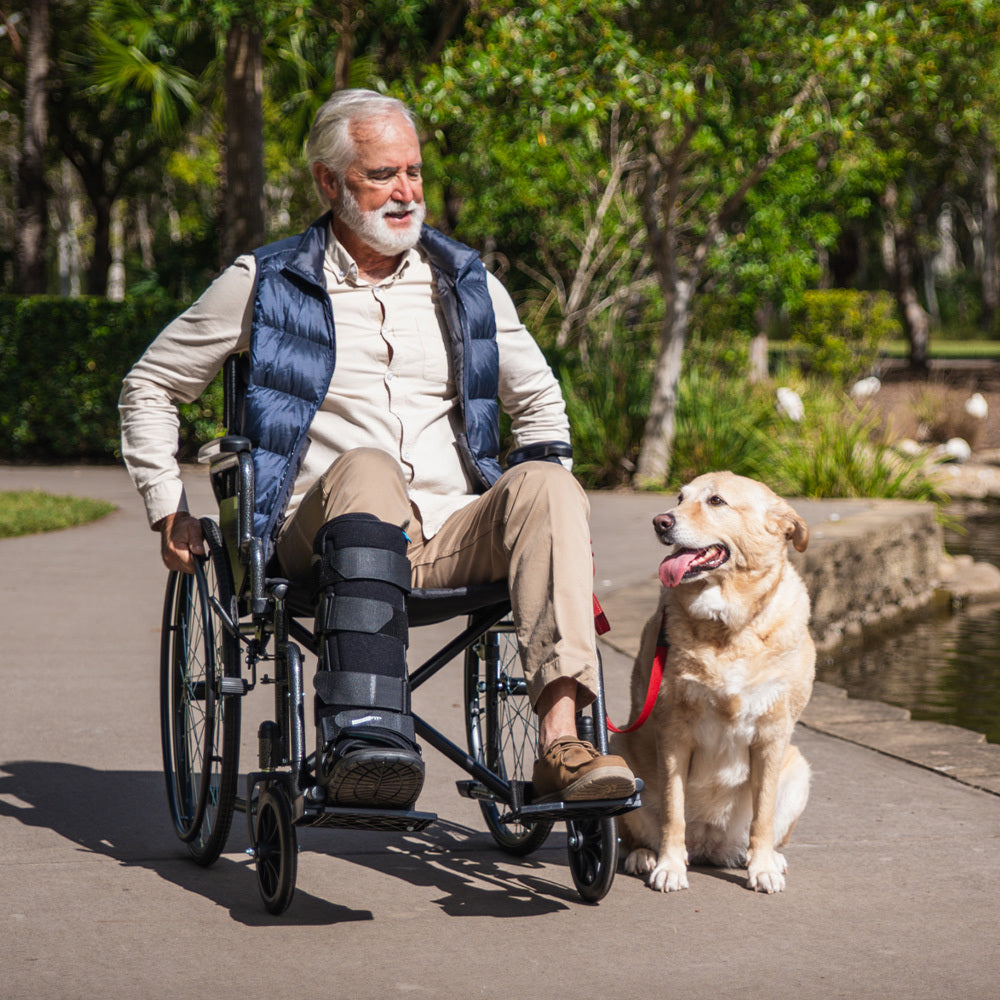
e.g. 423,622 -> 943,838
816,502 -> 1000,745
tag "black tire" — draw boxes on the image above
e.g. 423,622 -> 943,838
159,518 -> 241,866
255,786 -> 297,915
464,619 -> 553,855
567,816 -> 619,903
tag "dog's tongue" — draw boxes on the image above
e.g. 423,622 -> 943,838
659,549 -> 700,588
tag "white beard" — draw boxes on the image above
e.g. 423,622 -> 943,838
336,184 -> 425,256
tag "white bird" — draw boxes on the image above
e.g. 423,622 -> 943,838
851,376 -> 882,400
965,392 -> 988,420
943,437 -> 972,463
775,386 -> 805,422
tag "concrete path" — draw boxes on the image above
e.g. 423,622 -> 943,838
2,464 -> 999,1000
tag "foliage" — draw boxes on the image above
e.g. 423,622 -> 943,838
552,332 -> 655,487
0,491 -> 115,538
789,290 -> 901,385
764,394 -> 944,503
0,294 -> 221,460
664,346 -> 940,501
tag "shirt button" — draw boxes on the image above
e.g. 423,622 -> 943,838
386,372 -> 395,382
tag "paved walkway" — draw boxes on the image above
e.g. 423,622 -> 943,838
2,464 -> 999,999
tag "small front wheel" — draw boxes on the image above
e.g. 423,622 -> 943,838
254,786 -> 297,915
567,816 -> 618,903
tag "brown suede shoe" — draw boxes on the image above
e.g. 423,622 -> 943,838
531,737 -> 636,802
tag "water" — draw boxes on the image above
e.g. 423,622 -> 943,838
817,502 -> 1000,745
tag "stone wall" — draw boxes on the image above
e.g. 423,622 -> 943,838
791,499 -> 944,650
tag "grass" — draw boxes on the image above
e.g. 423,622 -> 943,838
0,490 -> 115,539
880,340 -> 1000,360
769,339 -> 1000,363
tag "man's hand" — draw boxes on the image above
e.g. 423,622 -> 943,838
156,511 -> 206,573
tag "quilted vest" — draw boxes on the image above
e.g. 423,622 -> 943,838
244,214 -> 502,546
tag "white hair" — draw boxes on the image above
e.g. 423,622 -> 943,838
306,89 -> 417,203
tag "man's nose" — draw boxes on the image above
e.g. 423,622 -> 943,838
392,174 -> 420,204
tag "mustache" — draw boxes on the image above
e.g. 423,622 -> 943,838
379,199 -> 421,216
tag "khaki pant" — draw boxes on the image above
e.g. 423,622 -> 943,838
275,448 -> 598,709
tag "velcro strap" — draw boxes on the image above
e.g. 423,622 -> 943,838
314,671 -> 408,713
318,547 -> 411,591
318,709 -> 415,746
316,595 -> 407,641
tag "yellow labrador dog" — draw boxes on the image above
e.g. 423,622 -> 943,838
613,472 -> 815,894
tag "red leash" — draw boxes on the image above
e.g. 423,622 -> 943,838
606,607 -> 668,734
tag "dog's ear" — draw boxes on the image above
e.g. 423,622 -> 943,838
769,502 -> 809,552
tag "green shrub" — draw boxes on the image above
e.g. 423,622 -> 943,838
789,289 -> 900,385
669,365 -> 779,488
0,295 -> 224,461
551,335 -> 655,488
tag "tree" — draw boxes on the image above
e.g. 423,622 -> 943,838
10,0 -> 50,293
46,0 -> 205,293
222,13 -> 264,260
840,1 -> 1000,367
419,0 -> 875,485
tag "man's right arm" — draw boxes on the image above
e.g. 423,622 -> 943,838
119,256 -> 256,568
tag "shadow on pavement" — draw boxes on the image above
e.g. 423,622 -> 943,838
0,760 -> 575,922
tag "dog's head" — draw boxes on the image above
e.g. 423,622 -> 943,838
654,471 -> 808,589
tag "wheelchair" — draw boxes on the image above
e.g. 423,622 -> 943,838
158,366 -> 641,915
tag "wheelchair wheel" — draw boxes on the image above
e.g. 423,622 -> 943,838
567,815 -> 619,903
160,518 -> 241,866
254,786 -> 297,915
464,619 -> 553,856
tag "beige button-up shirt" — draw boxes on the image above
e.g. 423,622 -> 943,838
119,227 -> 570,538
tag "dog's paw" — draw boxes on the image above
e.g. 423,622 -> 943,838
647,858 -> 689,893
623,848 -> 657,876
747,849 -> 788,894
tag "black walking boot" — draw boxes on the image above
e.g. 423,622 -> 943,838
312,513 -> 424,809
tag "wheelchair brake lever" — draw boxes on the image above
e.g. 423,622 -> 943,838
210,595 -> 249,646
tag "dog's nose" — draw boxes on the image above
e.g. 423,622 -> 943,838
653,512 -> 674,537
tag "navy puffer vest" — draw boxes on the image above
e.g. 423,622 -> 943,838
243,214 -> 502,547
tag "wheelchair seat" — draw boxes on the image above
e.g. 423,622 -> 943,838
281,577 -> 511,627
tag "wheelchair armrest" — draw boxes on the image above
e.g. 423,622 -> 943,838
506,440 -> 573,467
206,442 -> 255,568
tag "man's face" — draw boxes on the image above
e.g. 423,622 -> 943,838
321,112 -> 426,258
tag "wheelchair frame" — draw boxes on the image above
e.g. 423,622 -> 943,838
160,430 -> 641,915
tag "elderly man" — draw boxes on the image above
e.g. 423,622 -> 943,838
120,89 -> 635,812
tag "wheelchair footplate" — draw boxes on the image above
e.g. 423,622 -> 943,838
245,771 -> 437,837
456,778 -> 643,824
301,803 -> 437,834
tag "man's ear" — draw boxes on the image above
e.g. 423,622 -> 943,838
312,162 -> 339,202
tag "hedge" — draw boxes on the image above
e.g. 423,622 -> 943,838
0,295 -> 224,461
788,289 -> 901,385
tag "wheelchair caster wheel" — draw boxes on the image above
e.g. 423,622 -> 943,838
254,787 -> 297,915
566,816 -> 618,903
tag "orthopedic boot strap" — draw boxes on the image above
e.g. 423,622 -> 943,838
312,514 -> 413,748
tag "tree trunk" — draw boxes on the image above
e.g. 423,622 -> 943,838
86,189 -> 113,295
982,144 -> 999,334
881,183 -> 930,371
634,278 -> 692,486
222,21 -> 264,263
16,0 -> 51,294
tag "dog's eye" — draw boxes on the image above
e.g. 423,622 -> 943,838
708,495 -> 727,507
